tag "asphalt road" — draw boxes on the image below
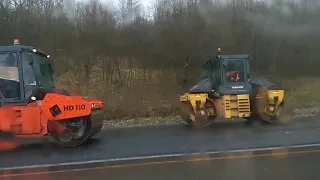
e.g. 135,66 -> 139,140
1,145 -> 320,180
0,114 -> 320,169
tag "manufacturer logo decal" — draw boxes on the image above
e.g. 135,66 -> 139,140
232,86 -> 244,89
63,104 -> 86,111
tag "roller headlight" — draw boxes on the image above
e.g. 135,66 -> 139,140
91,103 -> 99,110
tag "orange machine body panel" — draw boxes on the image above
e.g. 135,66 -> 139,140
0,92 -> 103,138
0,42 -> 104,148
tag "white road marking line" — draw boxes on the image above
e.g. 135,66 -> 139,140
1,143 -> 320,171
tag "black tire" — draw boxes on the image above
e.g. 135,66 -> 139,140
193,116 -> 215,129
0,131 -> 17,151
260,104 -> 284,124
182,117 -> 193,126
180,100 -> 216,129
181,111 -> 215,129
0,131 -> 15,139
192,106 -> 216,129
47,117 -> 92,148
88,121 -> 103,139
244,115 -> 258,125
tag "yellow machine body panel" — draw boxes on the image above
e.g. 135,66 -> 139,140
268,90 -> 284,106
222,94 -> 250,118
180,93 -> 208,113
251,87 -> 285,117
180,93 -> 251,120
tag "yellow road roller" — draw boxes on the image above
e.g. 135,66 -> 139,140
179,48 -> 285,128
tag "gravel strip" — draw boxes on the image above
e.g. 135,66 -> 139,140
102,107 -> 320,129
293,107 -> 320,117
103,115 -> 182,129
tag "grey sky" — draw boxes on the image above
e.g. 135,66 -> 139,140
75,0 -> 153,9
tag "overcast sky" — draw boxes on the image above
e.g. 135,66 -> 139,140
75,0 -> 153,9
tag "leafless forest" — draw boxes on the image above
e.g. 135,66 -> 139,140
1,0 -> 319,119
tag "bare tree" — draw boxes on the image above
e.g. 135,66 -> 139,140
0,0 -> 319,119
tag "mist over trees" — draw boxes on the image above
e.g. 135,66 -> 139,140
0,0 -> 319,118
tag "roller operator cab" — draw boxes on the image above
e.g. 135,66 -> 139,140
179,48 -> 285,128
0,39 -> 104,149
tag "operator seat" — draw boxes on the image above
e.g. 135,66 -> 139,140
0,54 -> 21,99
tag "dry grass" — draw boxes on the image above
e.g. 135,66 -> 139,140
54,65 -> 320,120
55,66 -> 184,120
276,77 -> 320,108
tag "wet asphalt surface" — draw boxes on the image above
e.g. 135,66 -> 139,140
1,144 -> 320,180
0,115 -> 320,179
